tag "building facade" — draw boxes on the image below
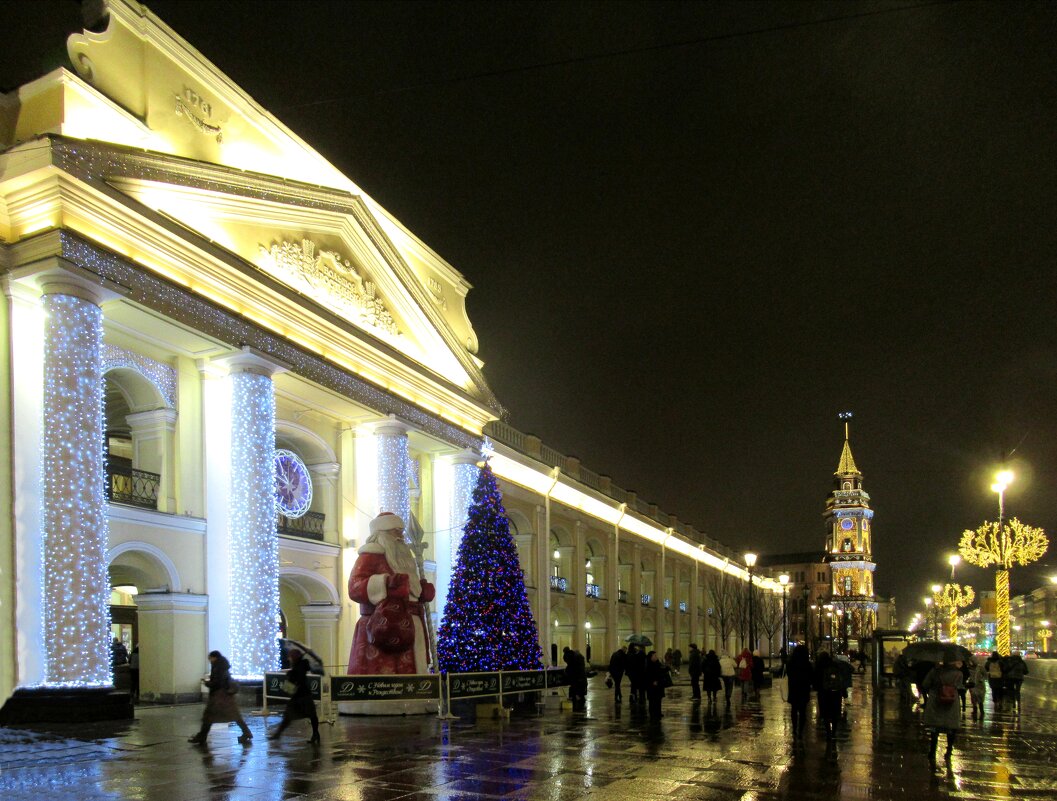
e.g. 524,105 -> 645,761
0,1 -> 776,711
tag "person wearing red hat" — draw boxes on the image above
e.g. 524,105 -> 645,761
347,512 -> 436,675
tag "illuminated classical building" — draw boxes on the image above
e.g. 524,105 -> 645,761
825,423 -> 878,649
0,1 -> 777,719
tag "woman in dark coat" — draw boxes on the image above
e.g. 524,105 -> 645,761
785,645 -> 813,740
702,650 -> 723,706
750,649 -> 765,699
627,644 -> 647,704
922,659 -> 964,766
813,651 -> 843,740
189,651 -> 252,745
645,650 -> 668,721
269,648 -> 321,743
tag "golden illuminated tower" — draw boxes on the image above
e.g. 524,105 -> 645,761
823,413 -> 878,651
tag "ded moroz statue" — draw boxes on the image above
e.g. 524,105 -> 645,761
347,512 -> 435,674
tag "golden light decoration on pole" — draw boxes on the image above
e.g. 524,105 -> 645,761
959,496 -> 1048,655
934,583 -> 974,642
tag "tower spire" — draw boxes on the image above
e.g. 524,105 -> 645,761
836,411 -> 859,475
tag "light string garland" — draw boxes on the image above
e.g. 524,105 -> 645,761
101,344 -> 177,408
40,293 -> 112,687
450,461 -> 478,565
376,428 -> 410,524
228,369 -> 279,678
437,462 -> 543,672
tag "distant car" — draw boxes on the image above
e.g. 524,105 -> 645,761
1024,651 -> 1039,659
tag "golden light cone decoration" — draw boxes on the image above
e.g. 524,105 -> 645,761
959,518 -> 1048,655
1038,629 -> 1052,654
934,583 -> 974,642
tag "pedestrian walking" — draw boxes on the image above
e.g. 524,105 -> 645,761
1003,651 -> 1029,712
188,651 -> 252,745
751,649 -> 765,699
269,647 -> 321,743
128,645 -> 140,702
785,644 -> 813,741
736,648 -> 754,701
672,647 -> 683,675
627,644 -> 647,704
645,650 -> 670,721
984,651 -> 1004,711
719,650 -> 737,707
562,646 -> 588,711
922,658 -> 964,767
814,651 -> 844,741
703,650 -> 722,706
607,645 -> 627,702
687,643 -> 702,700
968,658 -> 987,720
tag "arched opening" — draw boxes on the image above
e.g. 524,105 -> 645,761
104,368 -> 173,512
507,508 -> 536,588
549,527 -> 573,594
279,569 -> 340,669
585,609 -> 606,666
274,423 -> 336,543
551,604 -> 574,666
108,545 -> 178,700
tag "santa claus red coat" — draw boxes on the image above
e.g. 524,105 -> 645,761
348,513 -> 435,675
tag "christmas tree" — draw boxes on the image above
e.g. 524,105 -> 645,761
437,462 -> 544,672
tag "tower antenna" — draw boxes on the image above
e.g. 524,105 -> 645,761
838,411 -> 853,441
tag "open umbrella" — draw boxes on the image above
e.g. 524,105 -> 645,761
625,634 -> 653,647
901,641 -> 972,664
279,637 -> 325,673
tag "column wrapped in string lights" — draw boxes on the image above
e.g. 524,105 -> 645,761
449,455 -> 480,564
375,417 -> 410,523
222,349 -> 284,678
39,281 -> 110,687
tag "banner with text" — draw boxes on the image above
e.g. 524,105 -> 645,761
330,674 -> 441,702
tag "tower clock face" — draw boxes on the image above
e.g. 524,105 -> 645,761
840,518 -> 855,531
274,449 -> 313,518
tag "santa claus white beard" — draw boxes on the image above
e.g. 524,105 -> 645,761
378,534 -> 421,588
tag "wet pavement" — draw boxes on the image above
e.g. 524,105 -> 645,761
2,660 -> 1057,801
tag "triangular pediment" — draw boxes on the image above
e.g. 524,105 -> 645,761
102,168 -> 495,409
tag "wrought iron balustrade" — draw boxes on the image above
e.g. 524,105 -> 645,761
641,593 -> 651,607
105,464 -> 160,510
586,583 -> 601,599
679,601 -> 688,613
549,575 -> 569,593
278,511 -> 326,541
663,598 -> 671,610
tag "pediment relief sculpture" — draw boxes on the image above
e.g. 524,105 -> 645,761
257,239 -> 400,338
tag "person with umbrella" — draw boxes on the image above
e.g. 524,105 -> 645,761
269,647 -> 321,744
626,642 -> 647,705
922,654 -> 964,767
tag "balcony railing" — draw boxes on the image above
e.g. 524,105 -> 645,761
550,575 -> 569,593
106,464 -> 160,510
586,584 -> 601,599
641,594 -> 651,607
663,598 -> 671,610
278,511 -> 326,541
618,590 -> 628,603
679,601 -> 688,613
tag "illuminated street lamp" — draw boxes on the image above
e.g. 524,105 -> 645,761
924,596 -> 936,640
935,583 -> 975,642
959,469 -> 1049,655
948,554 -> 961,579
745,552 -> 758,651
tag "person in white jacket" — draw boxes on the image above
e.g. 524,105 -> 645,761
719,651 -> 737,707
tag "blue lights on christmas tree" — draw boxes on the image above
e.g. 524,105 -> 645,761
437,462 -> 543,672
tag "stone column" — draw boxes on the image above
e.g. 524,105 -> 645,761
574,522 -> 587,652
534,504 -> 551,664
38,275 -> 111,686
308,462 -> 341,542
374,417 -> 410,523
134,592 -> 208,703
126,409 -> 177,513
215,347 -> 286,678
690,561 -> 700,648
435,452 -> 478,622
608,524 -> 620,655
631,544 -> 643,636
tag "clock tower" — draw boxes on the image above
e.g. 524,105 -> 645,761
823,414 -> 878,651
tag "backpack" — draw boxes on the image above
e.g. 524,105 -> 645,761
822,666 -> 843,693
987,661 -> 1003,679
937,677 -> 958,705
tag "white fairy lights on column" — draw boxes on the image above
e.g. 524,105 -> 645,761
450,460 -> 479,563
227,368 -> 279,678
40,292 -> 111,687
376,421 -> 410,524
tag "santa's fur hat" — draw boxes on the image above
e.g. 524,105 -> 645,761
369,512 -> 405,534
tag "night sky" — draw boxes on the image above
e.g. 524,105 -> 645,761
3,1 -> 1057,621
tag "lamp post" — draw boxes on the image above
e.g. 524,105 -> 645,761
745,552 -> 757,651
1039,622 -> 1052,655
924,596 -> 935,640
816,594 -> 824,653
948,554 -> 961,579
779,574 -> 790,654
